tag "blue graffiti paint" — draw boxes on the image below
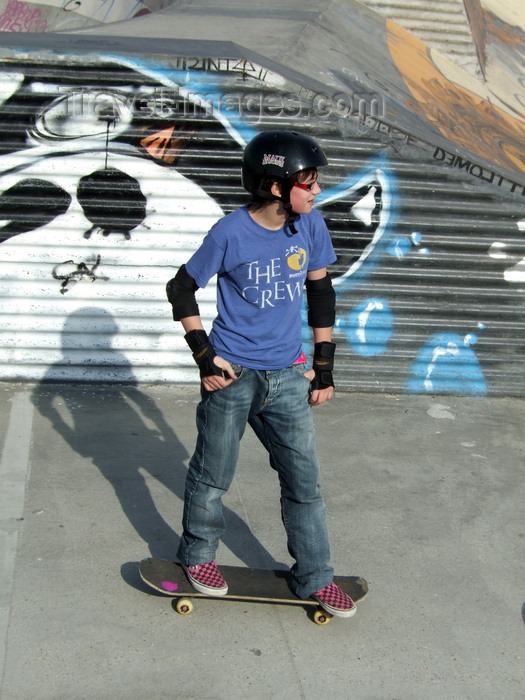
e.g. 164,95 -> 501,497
119,60 -> 256,146
336,297 -> 393,356
160,69 -> 262,145
388,231 -> 430,259
316,155 -> 391,206
388,236 -> 411,258
406,332 -> 487,395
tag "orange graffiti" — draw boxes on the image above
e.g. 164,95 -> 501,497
484,7 -> 525,48
140,126 -> 195,164
386,19 -> 525,179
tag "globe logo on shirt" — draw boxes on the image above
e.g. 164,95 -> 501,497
287,246 -> 307,271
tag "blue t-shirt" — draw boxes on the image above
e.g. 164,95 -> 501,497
186,205 -> 336,369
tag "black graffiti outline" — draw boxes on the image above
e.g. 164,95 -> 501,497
52,254 -> 108,294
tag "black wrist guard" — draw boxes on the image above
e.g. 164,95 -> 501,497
311,341 -> 336,391
184,329 -> 223,379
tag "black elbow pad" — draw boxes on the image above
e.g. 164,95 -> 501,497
166,264 -> 199,321
305,274 -> 336,327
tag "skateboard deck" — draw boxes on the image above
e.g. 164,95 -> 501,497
139,558 -> 368,624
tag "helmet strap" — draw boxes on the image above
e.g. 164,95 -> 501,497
280,178 -> 298,235
283,202 -> 298,234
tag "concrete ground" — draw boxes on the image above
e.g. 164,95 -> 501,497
0,382 -> 524,699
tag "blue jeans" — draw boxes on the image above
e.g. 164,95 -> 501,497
177,363 -> 334,599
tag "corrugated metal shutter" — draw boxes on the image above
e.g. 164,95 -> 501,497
324,152 -> 525,396
282,125 -> 523,397
0,47 -> 523,396
0,56 -> 246,384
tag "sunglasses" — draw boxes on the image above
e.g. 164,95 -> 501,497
293,178 -> 318,191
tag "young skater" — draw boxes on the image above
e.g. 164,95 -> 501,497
166,130 -> 356,617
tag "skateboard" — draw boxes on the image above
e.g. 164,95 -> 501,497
139,557 -> 368,625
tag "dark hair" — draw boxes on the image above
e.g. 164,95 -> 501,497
293,168 -> 318,184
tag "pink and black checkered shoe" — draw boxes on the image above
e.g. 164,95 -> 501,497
312,581 -> 357,618
183,561 -> 228,597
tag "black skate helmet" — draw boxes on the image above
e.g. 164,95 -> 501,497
241,130 -> 328,232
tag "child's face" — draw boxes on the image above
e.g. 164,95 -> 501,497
289,171 -> 321,215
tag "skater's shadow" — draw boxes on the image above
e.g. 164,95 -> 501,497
31,307 -> 279,568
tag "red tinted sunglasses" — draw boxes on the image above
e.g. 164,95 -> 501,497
293,178 -> 318,191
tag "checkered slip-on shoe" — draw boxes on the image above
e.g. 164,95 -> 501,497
183,561 -> 228,596
312,581 -> 357,618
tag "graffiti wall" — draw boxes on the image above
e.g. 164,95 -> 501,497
0,0 -> 171,33
0,41 -> 523,396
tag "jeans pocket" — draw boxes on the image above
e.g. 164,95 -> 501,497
230,363 -> 246,380
292,362 -> 310,381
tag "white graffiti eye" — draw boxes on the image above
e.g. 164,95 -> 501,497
317,175 -> 387,283
30,90 -> 133,142
350,185 -> 379,227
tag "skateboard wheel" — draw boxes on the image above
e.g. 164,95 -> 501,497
176,598 -> 193,615
313,609 -> 332,625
